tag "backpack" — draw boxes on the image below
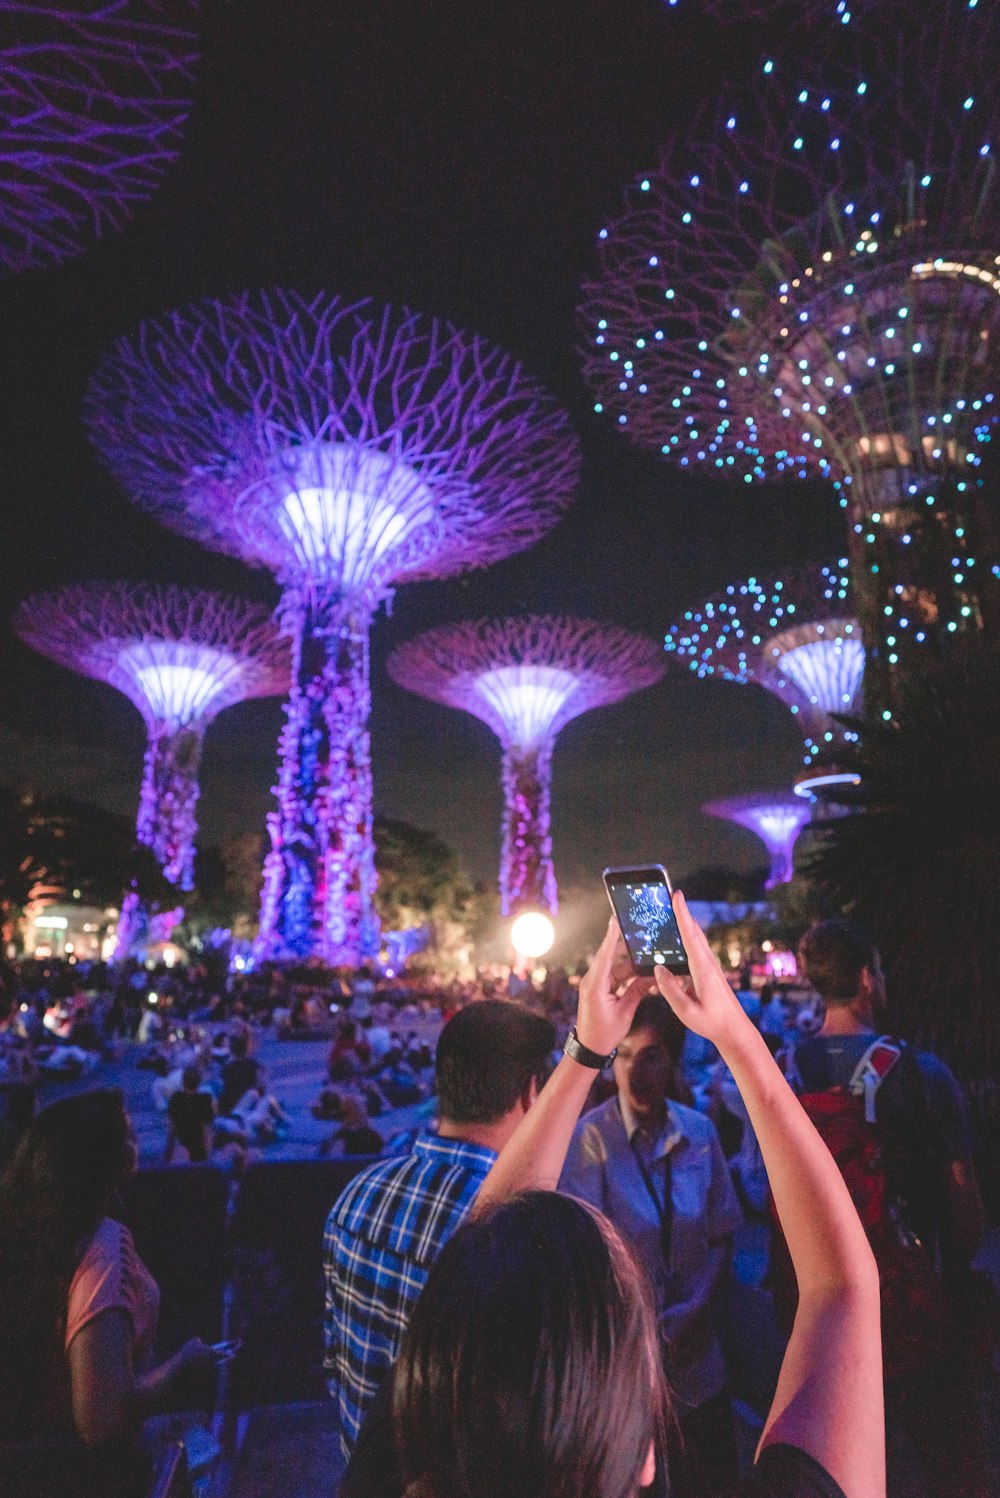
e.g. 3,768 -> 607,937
769,1036 -> 956,1380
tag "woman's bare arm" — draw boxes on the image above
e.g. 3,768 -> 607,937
656,892 -> 884,1498
68,1310 -> 214,1446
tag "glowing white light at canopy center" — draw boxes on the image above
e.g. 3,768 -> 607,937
275,445 -> 438,588
751,807 -> 811,847
472,665 -> 580,749
118,642 -> 239,726
776,637 -> 865,711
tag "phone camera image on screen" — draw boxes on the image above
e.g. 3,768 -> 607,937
610,881 -> 685,970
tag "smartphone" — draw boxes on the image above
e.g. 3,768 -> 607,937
602,864 -> 690,977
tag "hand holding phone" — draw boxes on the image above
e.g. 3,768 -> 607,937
602,864 -> 690,977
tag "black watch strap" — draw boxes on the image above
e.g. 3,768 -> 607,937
563,1026 -> 617,1070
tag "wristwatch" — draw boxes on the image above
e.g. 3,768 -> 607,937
563,1026 -> 617,1070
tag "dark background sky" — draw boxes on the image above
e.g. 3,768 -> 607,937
0,0 -> 844,897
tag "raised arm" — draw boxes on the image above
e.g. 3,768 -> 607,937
474,920 -> 650,1213
655,892 -> 884,1498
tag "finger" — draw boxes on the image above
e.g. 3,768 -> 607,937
654,966 -> 690,1008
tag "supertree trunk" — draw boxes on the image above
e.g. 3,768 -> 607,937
257,596 -> 380,966
136,722 -> 203,890
500,741 -> 557,916
846,467 -> 999,715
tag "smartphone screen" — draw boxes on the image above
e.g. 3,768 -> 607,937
603,865 -> 690,976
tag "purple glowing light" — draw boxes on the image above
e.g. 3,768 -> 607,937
14,584 -> 288,891
0,1 -> 199,273
704,793 -> 812,887
85,292 -> 580,963
388,617 -> 665,916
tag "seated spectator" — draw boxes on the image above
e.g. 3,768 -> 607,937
343,902 -> 884,1498
216,1032 -> 261,1117
318,1094 -> 384,1158
0,990 -> 38,1163
164,1066 -> 215,1164
0,1090 -> 226,1488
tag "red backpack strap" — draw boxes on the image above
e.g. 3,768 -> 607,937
847,1036 -> 904,1124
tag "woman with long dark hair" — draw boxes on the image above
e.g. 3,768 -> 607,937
346,894 -> 885,1498
0,1089 -> 217,1457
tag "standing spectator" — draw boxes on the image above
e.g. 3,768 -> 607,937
0,1091 -> 224,1493
782,918 -> 988,1498
559,992 -> 741,1498
323,1000 -> 556,1457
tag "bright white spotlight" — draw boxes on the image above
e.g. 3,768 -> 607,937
510,910 -> 556,959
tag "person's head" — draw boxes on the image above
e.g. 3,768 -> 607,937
394,1191 -> 663,1498
435,1001 -> 555,1137
0,1090 -> 136,1435
613,993 -> 685,1122
798,920 -> 884,1016
182,1064 -> 201,1091
229,1031 -> 249,1058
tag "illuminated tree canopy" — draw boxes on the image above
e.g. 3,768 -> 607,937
14,583 -> 288,890
85,290 -> 580,963
581,3 -> 1000,701
388,616 -> 664,914
703,791 -> 812,887
0,0 -> 199,273
665,563 -> 862,765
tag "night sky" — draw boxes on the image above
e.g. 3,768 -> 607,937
0,0 -> 845,898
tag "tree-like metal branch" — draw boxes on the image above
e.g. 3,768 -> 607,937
0,0 -> 199,272
85,292 -> 580,961
388,617 -> 664,915
14,583 -> 288,891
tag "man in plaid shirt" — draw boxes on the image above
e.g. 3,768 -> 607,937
323,1000 -> 556,1455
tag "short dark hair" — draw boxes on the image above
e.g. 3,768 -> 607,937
394,1192 -> 665,1498
627,993 -> 686,1066
229,1032 -> 248,1058
182,1065 -> 201,1090
798,919 -> 880,1003
435,1001 -> 556,1125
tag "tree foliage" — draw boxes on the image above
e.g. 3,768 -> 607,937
806,650 -> 1000,1147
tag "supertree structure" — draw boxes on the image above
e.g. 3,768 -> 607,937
580,2 -> 1000,710
703,791 -> 812,886
14,583 -> 289,891
387,617 -> 665,915
665,563 -> 863,777
84,291 -> 580,965
0,1 -> 199,273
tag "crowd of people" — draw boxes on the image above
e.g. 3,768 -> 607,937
0,909 -> 995,1497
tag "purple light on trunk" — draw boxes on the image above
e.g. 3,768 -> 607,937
704,793 -> 812,887
14,584 -> 288,891
84,291 -> 580,963
0,1 -> 199,273
388,617 -> 665,915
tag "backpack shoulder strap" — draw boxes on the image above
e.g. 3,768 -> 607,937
847,1036 -> 904,1124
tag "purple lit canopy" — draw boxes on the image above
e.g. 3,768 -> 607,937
704,792 -> 812,887
84,290 -> 580,964
580,1 -> 1000,705
388,617 -> 664,916
14,583 -> 288,890
665,563 -> 863,768
0,1 -> 199,273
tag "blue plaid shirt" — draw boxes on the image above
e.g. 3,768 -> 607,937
323,1133 -> 496,1455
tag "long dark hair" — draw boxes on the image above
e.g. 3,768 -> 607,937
394,1191 -> 667,1498
0,1089 -> 133,1436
